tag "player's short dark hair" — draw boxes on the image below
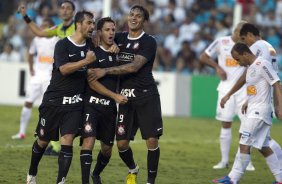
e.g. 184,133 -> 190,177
130,5 -> 150,22
231,42 -> 252,55
61,0 -> 75,11
97,17 -> 115,31
74,10 -> 94,29
240,23 -> 260,37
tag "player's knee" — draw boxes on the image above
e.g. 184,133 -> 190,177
259,146 -> 273,157
146,137 -> 159,149
25,102 -> 33,108
117,140 -> 129,151
81,137 -> 95,150
101,145 -> 112,157
37,139 -> 49,148
61,134 -> 75,145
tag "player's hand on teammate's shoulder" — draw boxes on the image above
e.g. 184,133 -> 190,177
114,94 -> 128,104
17,4 -> 27,16
108,43 -> 120,53
85,50 -> 96,63
216,66 -> 227,80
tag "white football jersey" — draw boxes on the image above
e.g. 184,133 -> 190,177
205,36 -> 245,92
250,40 -> 278,72
29,36 -> 59,82
246,57 -> 280,124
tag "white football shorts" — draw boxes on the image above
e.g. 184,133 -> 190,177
239,118 -> 271,149
216,89 -> 246,122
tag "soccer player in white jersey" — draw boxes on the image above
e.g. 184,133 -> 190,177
213,42 -> 282,184
221,23 -> 282,167
11,18 -> 59,140
199,21 -> 255,171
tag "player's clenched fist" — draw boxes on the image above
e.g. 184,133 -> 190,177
85,50 -> 96,63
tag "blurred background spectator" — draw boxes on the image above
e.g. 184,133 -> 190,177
1,0 -> 282,77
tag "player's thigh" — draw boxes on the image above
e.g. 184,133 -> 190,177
97,106 -> 117,146
216,91 -> 236,122
240,118 -> 271,149
26,82 -> 42,102
61,110 -> 82,137
135,95 -> 163,139
81,105 -> 98,139
116,102 -> 136,140
36,105 -> 61,141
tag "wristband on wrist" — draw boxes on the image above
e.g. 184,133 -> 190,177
23,15 -> 32,24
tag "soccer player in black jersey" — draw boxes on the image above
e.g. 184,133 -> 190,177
26,11 -> 96,184
89,5 -> 163,184
80,17 -> 128,184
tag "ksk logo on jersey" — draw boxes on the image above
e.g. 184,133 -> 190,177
109,56 -> 112,61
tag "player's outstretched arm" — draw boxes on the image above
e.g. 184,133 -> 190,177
199,52 -> 226,80
273,82 -> 282,120
60,50 -> 96,75
18,5 -> 50,37
87,79 -> 128,104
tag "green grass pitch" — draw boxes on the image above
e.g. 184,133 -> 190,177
0,105 -> 281,184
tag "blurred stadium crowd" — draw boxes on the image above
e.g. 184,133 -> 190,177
1,0 -> 282,77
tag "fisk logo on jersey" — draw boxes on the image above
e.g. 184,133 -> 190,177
89,96 -> 110,105
62,94 -> 83,104
118,52 -> 134,62
120,89 -> 136,97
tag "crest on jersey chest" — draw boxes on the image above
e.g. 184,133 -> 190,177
109,55 -> 112,61
81,51 -> 85,57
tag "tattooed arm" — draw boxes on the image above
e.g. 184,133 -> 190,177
88,55 -> 147,81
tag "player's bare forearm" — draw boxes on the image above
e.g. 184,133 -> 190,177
106,55 -> 146,75
60,51 -> 95,75
199,52 -> 218,69
88,80 -> 116,99
28,54 -> 34,75
28,22 -> 49,37
60,59 -> 92,75
273,82 -> 282,120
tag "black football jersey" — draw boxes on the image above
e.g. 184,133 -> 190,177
85,46 -> 118,107
42,37 -> 94,109
115,32 -> 159,100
